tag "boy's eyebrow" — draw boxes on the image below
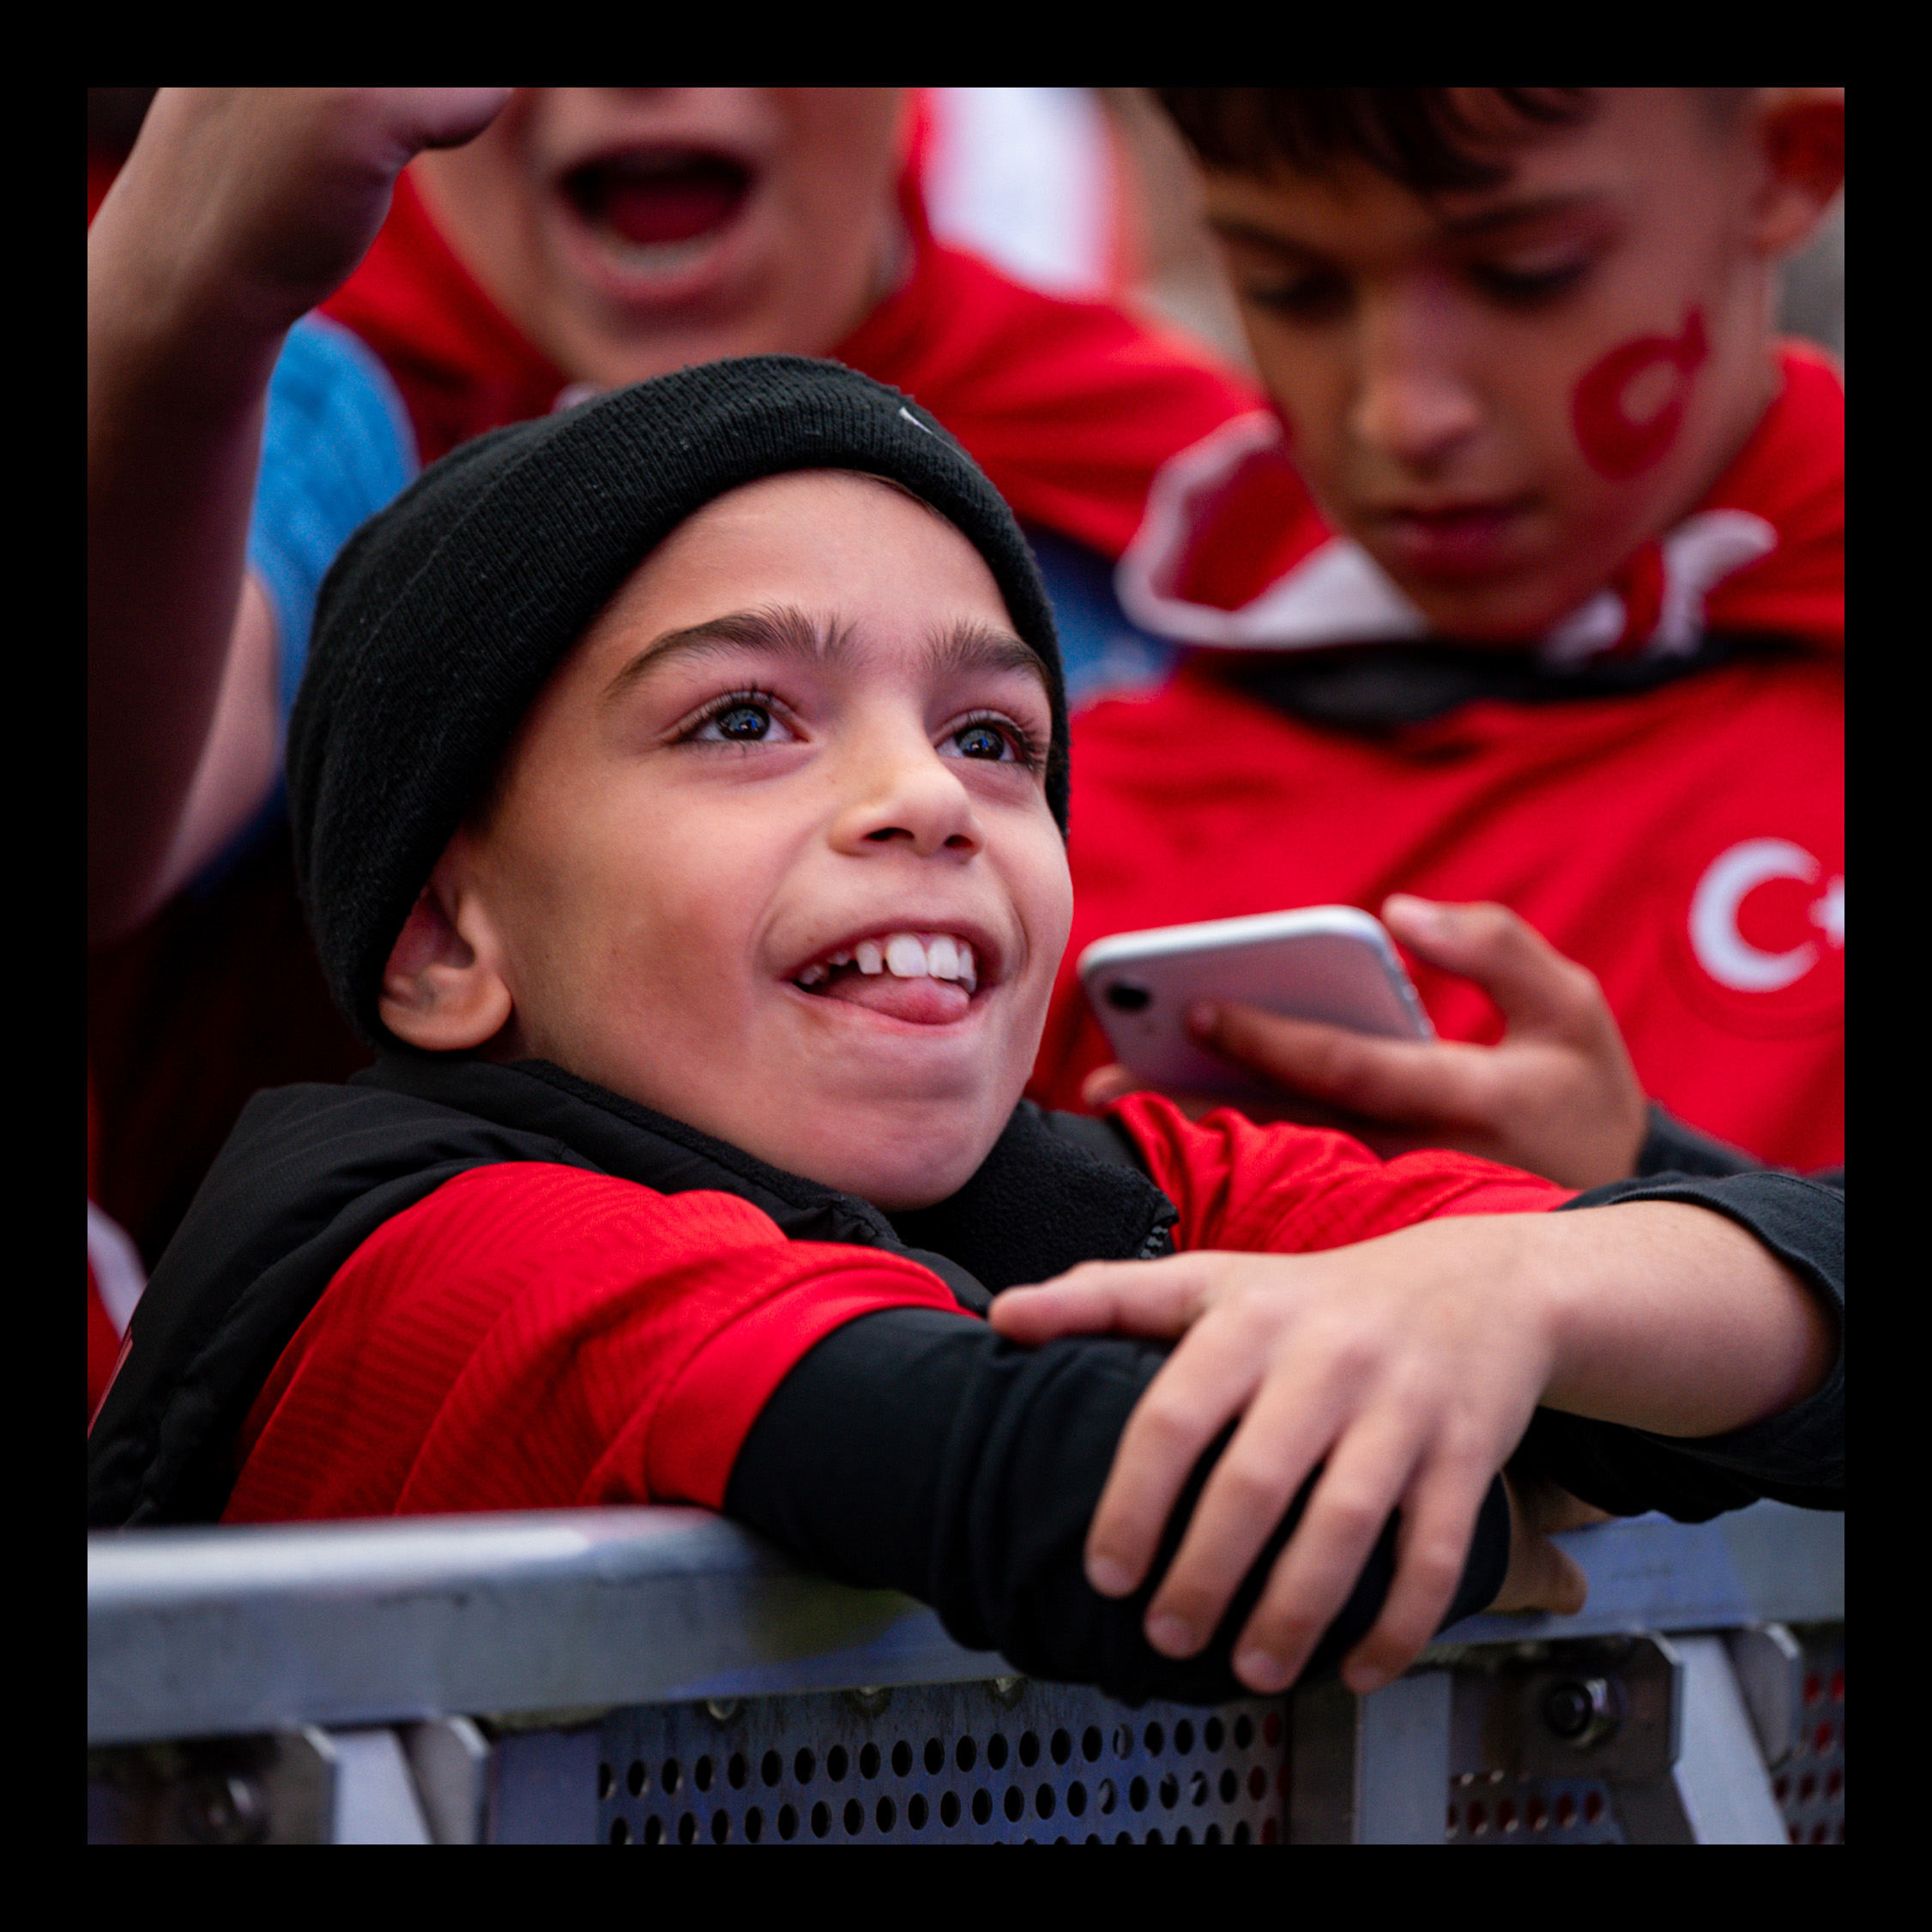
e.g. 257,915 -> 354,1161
601,605 -> 1051,705
924,618 -> 1053,692
1211,191 -> 1609,257
602,606 -> 824,705
1432,190 -> 1611,238
1207,218 -> 1331,261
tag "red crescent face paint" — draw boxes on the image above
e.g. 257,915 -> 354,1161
1572,306 -> 1709,480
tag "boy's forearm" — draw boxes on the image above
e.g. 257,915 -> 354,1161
88,128 -> 292,940
1538,1193 -> 1840,1440
726,1307 -> 1512,1701
88,88 -> 507,938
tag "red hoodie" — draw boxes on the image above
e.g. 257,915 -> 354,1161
1032,349 -> 1844,1169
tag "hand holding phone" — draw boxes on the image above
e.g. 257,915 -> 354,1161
1078,905 -> 1433,1101
1080,896 -> 1650,1190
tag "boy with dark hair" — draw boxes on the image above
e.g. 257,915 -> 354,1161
89,359 -> 1840,1702
1039,88 -> 1843,1182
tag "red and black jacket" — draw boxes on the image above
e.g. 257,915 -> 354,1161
87,1054 -> 1843,1704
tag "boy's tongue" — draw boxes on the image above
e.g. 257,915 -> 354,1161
816,972 -> 972,1026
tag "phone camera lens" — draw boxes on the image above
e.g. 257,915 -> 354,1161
1103,981 -> 1152,1013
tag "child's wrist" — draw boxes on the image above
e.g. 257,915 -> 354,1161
90,196 -> 293,414
1530,1201 -> 1826,1438
92,112 -> 331,357
1527,1206 -> 1650,1421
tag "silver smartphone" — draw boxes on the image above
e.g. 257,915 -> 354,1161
1077,906 -> 1434,1097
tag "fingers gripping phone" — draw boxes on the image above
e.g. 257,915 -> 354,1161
1078,907 -> 1434,1098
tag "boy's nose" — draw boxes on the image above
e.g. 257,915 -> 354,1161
1349,293 -> 1484,470
829,736 -> 982,860
1352,368 -> 1484,469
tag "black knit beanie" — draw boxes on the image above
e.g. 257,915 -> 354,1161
287,355 -> 1068,1048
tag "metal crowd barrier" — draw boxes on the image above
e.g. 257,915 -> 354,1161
88,1500 -> 1843,1844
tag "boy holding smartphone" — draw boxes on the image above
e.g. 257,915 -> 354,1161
1039,89 -> 1843,1186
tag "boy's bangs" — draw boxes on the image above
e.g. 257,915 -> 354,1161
1156,88 -> 1595,194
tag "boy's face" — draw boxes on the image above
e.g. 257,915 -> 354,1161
405,473 -> 1070,1211
409,89 -> 906,390
1203,91 -> 1801,640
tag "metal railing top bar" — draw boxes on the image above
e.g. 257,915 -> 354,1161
88,1507 -> 1000,1746
1430,1502 -> 1842,1650
88,1500 -> 1841,1748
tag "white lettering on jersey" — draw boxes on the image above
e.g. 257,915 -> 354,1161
1690,839 -> 1844,993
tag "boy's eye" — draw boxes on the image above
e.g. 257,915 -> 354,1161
944,714 -> 1048,773
1469,257 -> 1591,305
713,703 -> 772,740
687,696 -> 795,746
1240,271 -> 1351,323
951,722 -> 1012,761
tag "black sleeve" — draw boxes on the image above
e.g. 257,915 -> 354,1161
726,1311 -> 1511,1706
1638,1102 -> 1844,1192
1514,1171 -> 1844,1519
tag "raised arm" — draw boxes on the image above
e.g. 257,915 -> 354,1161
88,88 -> 507,940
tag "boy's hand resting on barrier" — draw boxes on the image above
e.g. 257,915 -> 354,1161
1491,1470 -> 1609,1614
990,1203 -> 1832,1696
1081,895 -> 1650,1190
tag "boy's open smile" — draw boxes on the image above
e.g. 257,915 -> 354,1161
381,468 -> 1070,1211
788,923 -> 992,1023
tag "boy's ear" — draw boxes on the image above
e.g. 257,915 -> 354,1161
1749,89 -> 1844,258
377,847 -> 516,1053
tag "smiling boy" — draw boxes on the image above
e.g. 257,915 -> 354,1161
88,359 -> 1841,1702
383,464 -> 1069,1210
1041,88 -> 1844,1179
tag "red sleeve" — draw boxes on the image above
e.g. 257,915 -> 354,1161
222,1163 -> 970,1524
1108,1093 -> 1573,1253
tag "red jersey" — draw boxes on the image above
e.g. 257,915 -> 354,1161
1035,352 -> 1845,1168
222,1096 -> 1562,1524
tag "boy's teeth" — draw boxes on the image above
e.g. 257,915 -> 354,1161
800,933 -> 980,992
885,935 -> 929,978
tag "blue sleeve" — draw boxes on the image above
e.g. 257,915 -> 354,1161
1023,526 -> 1177,710
245,315 -> 417,728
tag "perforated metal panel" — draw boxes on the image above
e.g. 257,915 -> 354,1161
1772,1624 -> 1844,1845
1442,1622 -> 1846,1845
1446,1772 -> 1623,1844
598,1681 -> 1288,1844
